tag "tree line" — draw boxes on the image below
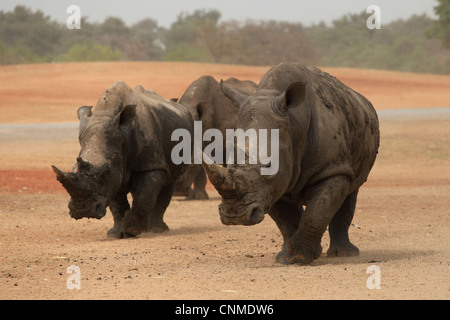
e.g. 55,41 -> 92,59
0,5 -> 448,74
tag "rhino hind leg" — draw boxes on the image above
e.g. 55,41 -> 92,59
182,167 -> 209,200
327,190 -> 360,257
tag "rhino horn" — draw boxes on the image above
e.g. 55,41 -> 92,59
202,153 -> 235,191
76,157 -> 93,171
52,165 -> 70,182
51,165 -> 89,198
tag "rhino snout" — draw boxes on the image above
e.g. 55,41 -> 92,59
68,198 -> 108,220
219,202 -> 265,226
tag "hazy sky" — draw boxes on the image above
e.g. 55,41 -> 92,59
0,0 -> 438,27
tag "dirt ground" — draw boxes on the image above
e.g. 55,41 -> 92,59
0,62 -> 449,300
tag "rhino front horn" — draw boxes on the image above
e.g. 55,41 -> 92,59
52,165 -> 70,182
51,165 -> 87,198
202,155 -> 235,191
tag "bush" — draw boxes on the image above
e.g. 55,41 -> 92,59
61,43 -> 123,62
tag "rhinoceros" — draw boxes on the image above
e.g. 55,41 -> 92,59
173,76 -> 257,200
203,63 -> 380,265
52,82 -> 194,238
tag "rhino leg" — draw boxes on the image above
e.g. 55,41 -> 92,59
107,193 -> 133,239
268,201 -> 302,264
287,175 -> 350,265
145,183 -> 174,233
192,168 -> 209,200
327,189 -> 360,257
123,170 -> 167,236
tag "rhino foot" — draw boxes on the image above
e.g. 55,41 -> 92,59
276,243 -> 322,265
122,210 -> 145,236
275,248 -> 291,265
193,190 -> 209,200
327,242 -> 360,257
146,222 -> 169,233
107,227 -> 137,239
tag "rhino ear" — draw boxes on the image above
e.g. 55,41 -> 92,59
220,79 -> 248,109
196,101 -> 209,122
77,106 -> 93,121
114,104 -> 136,127
276,82 -> 307,112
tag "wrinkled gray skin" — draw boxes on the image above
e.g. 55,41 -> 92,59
52,82 -> 194,238
204,63 -> 380,265
173,76 -> 257,200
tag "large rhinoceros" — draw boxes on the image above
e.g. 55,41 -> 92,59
203,63 -> 380,265
173,76 -> 257,200
52,82 -> 194,238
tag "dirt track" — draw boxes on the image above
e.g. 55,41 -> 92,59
0,62 -> 449,300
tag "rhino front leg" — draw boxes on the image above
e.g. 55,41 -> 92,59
107,193 -> 131,238
123,170 -> 167,236
287,175 -> 351,265
192,167 -> 209,200
268,201 -> 302,264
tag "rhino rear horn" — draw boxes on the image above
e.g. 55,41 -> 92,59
76,157 -> 93,171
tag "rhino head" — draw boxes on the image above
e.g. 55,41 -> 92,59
52,157 -> 111,219
203,80 -> 307,226
52,95 -> 136,219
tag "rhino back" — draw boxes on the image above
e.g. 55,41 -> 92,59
262,63 -> 379,195
306,66 -> 379,191
129,86 -> 194,179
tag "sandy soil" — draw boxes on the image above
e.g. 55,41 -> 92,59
1,62 -> 450,124
0,62 -> 449,300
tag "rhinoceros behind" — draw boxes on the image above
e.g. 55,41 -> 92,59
203,63 -> 380,265
52,82 -> 194,238
173,76 -> 258,199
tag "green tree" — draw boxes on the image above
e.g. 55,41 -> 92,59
426,0 -> 450,48
128,18 -> 165,60
0,5 -> 63,63
96,17 -> 130,52
307,12 -> 449,74
163,9 -> 223,62
56,17 -> 100,57
226,20 -> 320,66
